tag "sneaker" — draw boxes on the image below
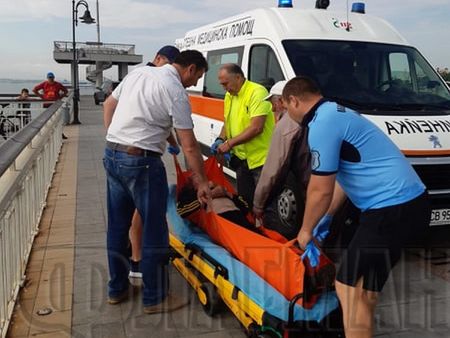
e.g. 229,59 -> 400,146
143,294 -> 189,314
129,260 -> 142,278
108,287 -> 130,305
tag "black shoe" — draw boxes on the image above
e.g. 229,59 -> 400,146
129,259 -> 142,278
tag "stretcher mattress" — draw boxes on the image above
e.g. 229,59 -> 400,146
167,185 -> 339,322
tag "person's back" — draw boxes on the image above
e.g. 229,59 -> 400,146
308,101 -> 425,210
107,65 -> 188,154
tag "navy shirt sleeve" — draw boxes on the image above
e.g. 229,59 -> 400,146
308,112 -> 342,175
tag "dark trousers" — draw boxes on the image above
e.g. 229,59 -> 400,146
231,156 -> 262,209
103,147 -> 169,306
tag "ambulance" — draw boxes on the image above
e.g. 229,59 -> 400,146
176,0 -> 450,240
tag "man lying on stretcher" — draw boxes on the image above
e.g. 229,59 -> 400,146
176,178 -> 257,232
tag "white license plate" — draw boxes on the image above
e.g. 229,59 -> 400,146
430,208 -> 450,226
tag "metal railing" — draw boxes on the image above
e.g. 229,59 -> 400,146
0,96 -> 70,338
0,99 -> 71,144
54,40 -> 136,55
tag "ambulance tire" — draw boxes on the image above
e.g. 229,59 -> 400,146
199,282 -> 223,317
264,173 -> 305,240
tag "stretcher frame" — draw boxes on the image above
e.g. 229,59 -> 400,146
169,233 -> 344,338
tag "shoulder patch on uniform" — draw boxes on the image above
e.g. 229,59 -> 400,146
311,150 -> 321,170
337,104 -> 346,112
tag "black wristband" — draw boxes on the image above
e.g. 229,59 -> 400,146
215,137 -> 225,142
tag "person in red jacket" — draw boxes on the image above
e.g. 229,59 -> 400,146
33,72 -> 69,138
33,72 -> 68,103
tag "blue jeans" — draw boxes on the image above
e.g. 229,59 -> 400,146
103,147 -> 169,306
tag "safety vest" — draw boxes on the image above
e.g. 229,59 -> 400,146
224,80 -> 274,169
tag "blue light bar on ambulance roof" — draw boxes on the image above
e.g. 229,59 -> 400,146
278,0 -> 293,8
351,2 -> 366,14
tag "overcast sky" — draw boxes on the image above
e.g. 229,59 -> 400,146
1,0 -> 449,80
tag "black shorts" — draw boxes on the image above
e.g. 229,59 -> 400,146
336,192 -> 430,292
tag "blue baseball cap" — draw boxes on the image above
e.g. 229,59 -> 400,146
47,72 -> 55,78
157,45 -> 180,63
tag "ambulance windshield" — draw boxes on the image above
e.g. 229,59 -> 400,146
283,40 -> 450,113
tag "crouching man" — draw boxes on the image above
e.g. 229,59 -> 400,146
283,76 -> 430,338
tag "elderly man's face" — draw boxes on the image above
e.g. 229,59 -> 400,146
270,95 -> 285,117
218,69 -> 242,95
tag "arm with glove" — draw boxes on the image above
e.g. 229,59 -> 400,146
300,182 -> 347,267
167,131 -> 180,155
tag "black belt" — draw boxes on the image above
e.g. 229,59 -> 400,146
106,141 -> 161,157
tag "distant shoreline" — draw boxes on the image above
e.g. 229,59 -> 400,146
0,78 -> 91,85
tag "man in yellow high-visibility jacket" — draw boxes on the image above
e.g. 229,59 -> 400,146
211,63 -> 274,207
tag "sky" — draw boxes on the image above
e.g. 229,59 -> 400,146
0,0 -> 449,81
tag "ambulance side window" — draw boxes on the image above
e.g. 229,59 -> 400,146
249,45 -> 284,91
203,46 -> 244,99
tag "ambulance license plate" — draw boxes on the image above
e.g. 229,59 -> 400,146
430,208 -> 450,226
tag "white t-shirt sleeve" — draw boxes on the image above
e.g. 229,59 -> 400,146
170,92 -> 194,129
111,81 -> 124,100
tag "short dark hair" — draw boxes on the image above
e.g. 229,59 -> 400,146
174,50 -> 208,72
282,76 -> 321,100
21,88 -> 29,93
220,63 -> 245,77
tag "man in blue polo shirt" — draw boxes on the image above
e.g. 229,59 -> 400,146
283,76 -> 430,338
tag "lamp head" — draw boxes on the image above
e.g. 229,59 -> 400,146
79,9 -> 95,24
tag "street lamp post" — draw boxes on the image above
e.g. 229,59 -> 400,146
71,0 -> 95,125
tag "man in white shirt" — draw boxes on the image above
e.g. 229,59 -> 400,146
103,50 -> 210,314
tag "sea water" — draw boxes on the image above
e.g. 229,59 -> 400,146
0,79 -> 95,96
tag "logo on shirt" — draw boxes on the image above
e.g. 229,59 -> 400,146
311,150 -> 321,170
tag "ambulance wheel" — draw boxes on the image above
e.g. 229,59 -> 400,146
199,282 -> 223,316
264,173 -> 305,240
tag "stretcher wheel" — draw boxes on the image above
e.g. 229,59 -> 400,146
199,282 -> 223,316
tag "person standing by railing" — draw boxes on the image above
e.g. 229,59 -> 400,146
33,72 -> 69,138
15,88 -> 32,126
33,72 -> 68,104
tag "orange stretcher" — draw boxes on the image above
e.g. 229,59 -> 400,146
174,156 -> 336,310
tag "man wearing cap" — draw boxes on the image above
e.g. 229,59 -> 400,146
33,72 -> 68,103
253,80 -> 308,238
146,45 -> 180,67
33,72 -> 69,138
128,45 -> 181,280
254,81 -> 348,241
103,50 -> 211,314
212,64 -> 274,208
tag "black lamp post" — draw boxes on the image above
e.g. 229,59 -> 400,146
71,0 -> 95,125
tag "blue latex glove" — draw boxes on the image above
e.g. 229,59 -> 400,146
301,241 -> 321,268
168,144 -> 180,155
313,214 -> 332,243
210,138 -> 224,154
223,152 -> 231,162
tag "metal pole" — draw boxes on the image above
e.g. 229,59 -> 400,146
96,0 -> 100,44
71,0 -> 81,124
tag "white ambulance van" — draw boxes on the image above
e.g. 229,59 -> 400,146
176,1 -> 450,240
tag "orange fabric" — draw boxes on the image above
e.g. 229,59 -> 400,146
174,156 -> 334,308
